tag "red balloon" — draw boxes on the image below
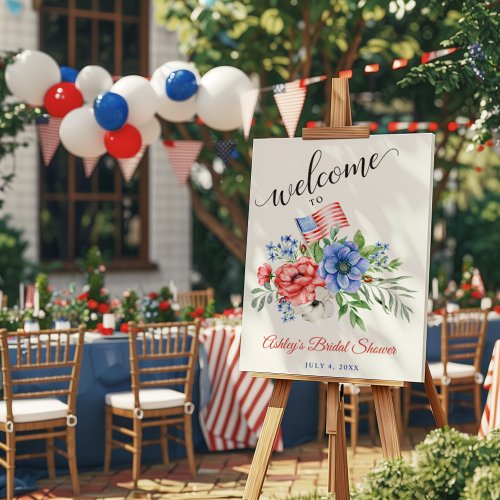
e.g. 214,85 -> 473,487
104,124 -> 142,159
43,82 -> 84,118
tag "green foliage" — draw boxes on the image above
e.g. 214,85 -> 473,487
399,1 -> 500,143
352,458 -> 421,500
447,189 -> 500,291
463,464 -> 500,500
0,215 -> 29,305
415,426 -> 479,499
354,428 -> 500,499
0,51 -> 43,208
119,290 -> 140,323
84,246 -> 106,301
35,273 -> 51,311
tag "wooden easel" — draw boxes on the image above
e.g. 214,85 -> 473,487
242,78 -> 447,500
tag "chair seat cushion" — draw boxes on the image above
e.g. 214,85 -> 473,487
429,361 -> 476,380
105,388 -> 186,411
0,398 -> 68,423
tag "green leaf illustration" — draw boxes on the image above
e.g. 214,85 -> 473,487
356,315 -> 366,331
313,242 -> 323,263
330,224 -> 340,240
336,293 -> 344,307
354,230 -> 365,250
338,304 -> 348,319
349,310 -> 357,328
360,245 -> 378,258
252,288 -> 263,294
257,295 -> 266,311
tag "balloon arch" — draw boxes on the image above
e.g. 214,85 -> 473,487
5,50 -> 254,162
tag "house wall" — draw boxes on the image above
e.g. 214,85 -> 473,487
0,0 -> 192,297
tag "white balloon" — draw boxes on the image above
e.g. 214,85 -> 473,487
75,65 -> 113,102
5,50 -> 60,106
60,107 -> 106,158
196,66 -> 253,131
138,117 -> 161,145
111,75 -> 158,126
150,61 -> 199,122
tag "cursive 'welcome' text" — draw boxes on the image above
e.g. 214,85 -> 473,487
255,147 -> 399,208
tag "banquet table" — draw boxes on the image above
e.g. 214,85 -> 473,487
2,315 -> 499,481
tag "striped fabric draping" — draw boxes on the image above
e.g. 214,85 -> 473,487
199,326 -> 283,451
479,340 -> 500,436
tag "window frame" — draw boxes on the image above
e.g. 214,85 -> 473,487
37,0 -> 152,270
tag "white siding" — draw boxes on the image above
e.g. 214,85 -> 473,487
0,0 -> 39,262
0,1 -> 192,296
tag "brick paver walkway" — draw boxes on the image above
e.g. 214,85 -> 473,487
16,424 -> 476,499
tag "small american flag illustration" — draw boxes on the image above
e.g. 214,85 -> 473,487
295,202 -> 349,244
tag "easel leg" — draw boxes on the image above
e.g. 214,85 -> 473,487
335,389 -> 350,500
372,386 -> 402,459
243,379 -> 292,500
326,383 -> 349,499
424,362 -> 447,427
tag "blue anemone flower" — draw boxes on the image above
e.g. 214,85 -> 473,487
319,241 -> 369,294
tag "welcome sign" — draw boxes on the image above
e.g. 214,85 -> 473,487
241,134 -> 434,382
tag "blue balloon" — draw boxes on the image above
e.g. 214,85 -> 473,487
61,66 -> 78,83
93,92 -> 129,131
165,70 -> 198,102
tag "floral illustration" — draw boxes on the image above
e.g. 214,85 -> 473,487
251,223 -> 416,331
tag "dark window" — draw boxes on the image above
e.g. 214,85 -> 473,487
39,0 -> 150,268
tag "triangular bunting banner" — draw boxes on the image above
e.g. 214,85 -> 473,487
215,140 -> 235,166
239,88 -> 260,139
163,140 -> 203,184
82,156 -> 101,178
36,115 -> 62,166
118,146 -> 147,183
273,80 -> 307,138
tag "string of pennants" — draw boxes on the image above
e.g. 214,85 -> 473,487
36,46 -> 473,184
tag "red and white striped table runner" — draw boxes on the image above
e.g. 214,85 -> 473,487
479,339 -> 500,436
199,326 -> 283,451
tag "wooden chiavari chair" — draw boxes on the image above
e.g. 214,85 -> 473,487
103,320 -> 200,485
404,308 -> 489,426
177,288 -> 214,310
0,326 -> 85,500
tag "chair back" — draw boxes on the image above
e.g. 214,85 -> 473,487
441,308 -> 489,375
128,321 -> 200,409
177,288 -> 214,310
0,326 -> 85,421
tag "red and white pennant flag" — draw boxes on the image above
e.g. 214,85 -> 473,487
239,88 -> 260,139
118,146 -> 147,183
82,156 -> 102,178
36,116 -> 62,166
163,140 -> 203,184
273,80 -> 307,138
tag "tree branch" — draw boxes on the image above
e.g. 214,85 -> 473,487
189,186 -> 246,262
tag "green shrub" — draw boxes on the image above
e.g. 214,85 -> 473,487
414,426 -> 480,499
352,458 -> 422,500
462,464 -> 500,500
354,427 -> 500,499
0,215 -> 29,305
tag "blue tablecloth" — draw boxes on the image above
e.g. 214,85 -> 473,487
2,317 -> 499,495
